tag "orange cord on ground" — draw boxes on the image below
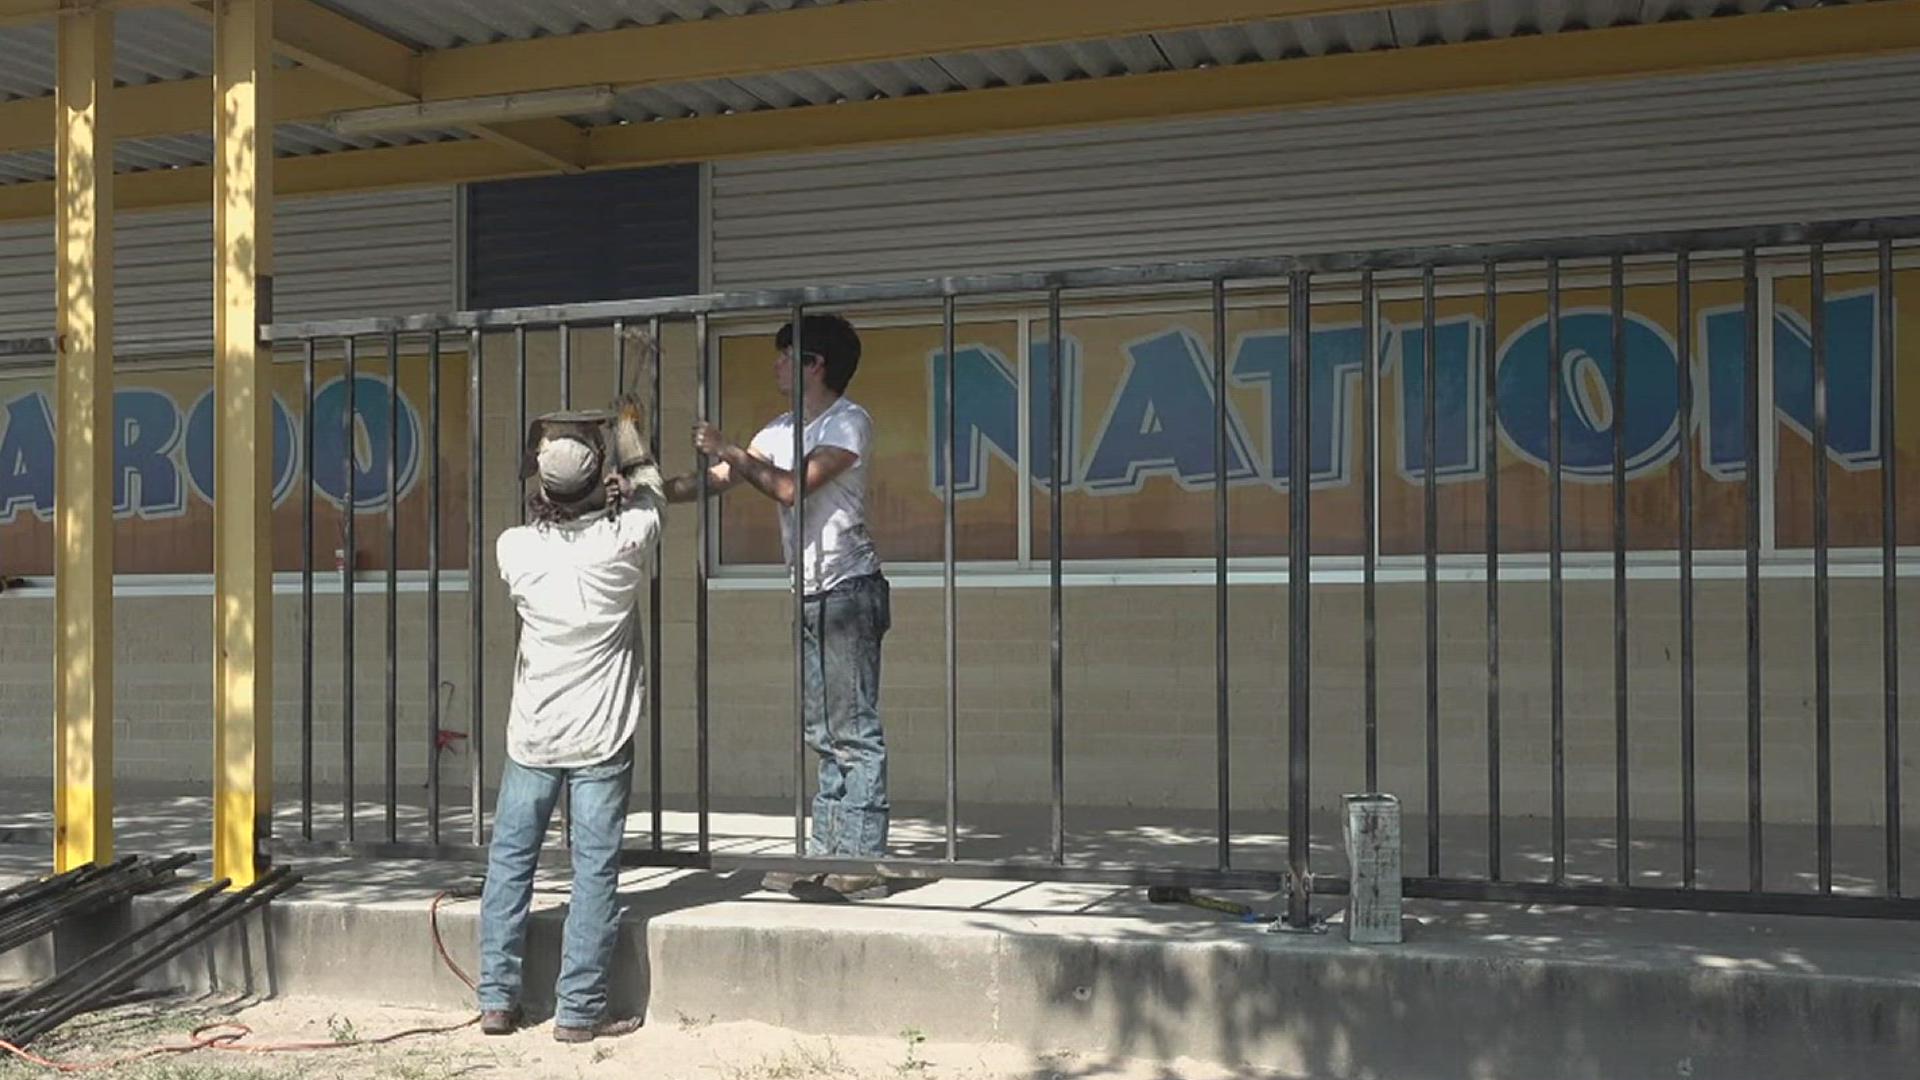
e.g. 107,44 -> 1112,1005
0,890 -> 480,1073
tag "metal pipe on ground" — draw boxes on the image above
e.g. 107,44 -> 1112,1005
0,877 -> 231,1024
0,854 -> 193,956
0,861 -> 115,920
6,867 -> 302,1048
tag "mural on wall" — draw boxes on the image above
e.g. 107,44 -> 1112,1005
12,274 -> 1898,576
719,269 -> 1916,564
0,351 -> 470,575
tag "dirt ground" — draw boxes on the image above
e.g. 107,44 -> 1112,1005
0,994 -> 1291,1080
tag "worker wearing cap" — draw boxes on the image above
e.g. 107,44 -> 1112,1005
478,425 -> 662,1044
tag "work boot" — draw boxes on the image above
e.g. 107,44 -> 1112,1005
553,1016 -> 643,1044
761,871 -> 822,894
821,873 -> 888,898
479,1006 -> 522,1036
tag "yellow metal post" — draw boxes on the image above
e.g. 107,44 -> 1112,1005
53,5 -> 114,874
212,0 -> 274,887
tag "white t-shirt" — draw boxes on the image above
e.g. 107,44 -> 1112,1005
496,502 -> 663,768
749,396 -> 882,595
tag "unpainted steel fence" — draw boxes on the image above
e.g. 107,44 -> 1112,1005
262,214 -> 1920,925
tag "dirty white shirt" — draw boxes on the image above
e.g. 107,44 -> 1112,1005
496,501 -> 663,768
748,395 -> 881,595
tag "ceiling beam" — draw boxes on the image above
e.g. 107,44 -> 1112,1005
0,0 -> 1916,221
157,0 -> 415,103
19,0 -> 586,172
0,139 -> 546,220
468,119 -> 591,173
156,0 -> 587,169
0,68 -> 387,154
253,0 -> 417,103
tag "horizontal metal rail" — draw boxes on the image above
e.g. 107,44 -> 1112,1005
265,837 -> 1920,921
268,215 -> 1920,341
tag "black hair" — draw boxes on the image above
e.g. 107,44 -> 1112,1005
775,313 -> 862,394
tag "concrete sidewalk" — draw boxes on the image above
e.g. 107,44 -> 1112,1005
2,793 -> 1916,1079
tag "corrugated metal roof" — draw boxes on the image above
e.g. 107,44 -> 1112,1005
0,7 -> 213,101
311,0 -> 851,51
0,0 -> 1869,179
600,0 -> 1849,123
0,1 -> 466,185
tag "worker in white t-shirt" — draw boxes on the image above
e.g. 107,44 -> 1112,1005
478,428 -> 662,1043
665,313 -> 892,899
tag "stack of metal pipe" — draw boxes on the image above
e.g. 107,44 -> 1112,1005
0,854 -> 191,955
0,855 -> 301,1048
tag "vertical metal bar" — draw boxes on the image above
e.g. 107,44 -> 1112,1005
1678,253 -> 1697,889
647,316 -> 665,851
1286,270 -> 1313,927
1548,258 -> 1566,884
1363,271 -> 1378,794
1483,262 -> 1501,881
301,339 -> 316,841
427,331 -> 442,846
559,322 -> 572,410
545,333 -> 568,851
612,317 -> 634,848
943,295 -> 960,863
696,314 -> 712,856
515,327 -> 527,527
612,318 -> 634,842
1811,244 -> 1833,895
791,306 -> 807,858
1049,287 -> 1066,864
467,328 -> 485,846
1213,278 -> 1231,871
385,331 -> 400,843
1422,267 -> 1439,879
1744,248 -> 1763,893
342,336 -> 357,841
1611,256 -> 1629,886
1880,240 -> 1902,898
615,319 -> 628,393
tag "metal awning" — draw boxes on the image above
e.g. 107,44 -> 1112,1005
0,0 -> 1902,213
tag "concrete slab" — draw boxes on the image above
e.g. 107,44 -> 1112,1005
2,796 -> 1916,1080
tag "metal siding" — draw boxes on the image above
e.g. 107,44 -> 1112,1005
466,166 -> 700,309
710,56 -> 1920,289
0,188 -> 455,349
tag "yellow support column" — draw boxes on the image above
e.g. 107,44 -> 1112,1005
53,5 -> 114,874
212,0 -> 274,887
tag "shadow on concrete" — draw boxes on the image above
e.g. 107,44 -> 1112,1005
516,866 -> 760,1024
975,896 -> 1920,1080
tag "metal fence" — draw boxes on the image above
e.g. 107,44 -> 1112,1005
264,214 -> 1920,925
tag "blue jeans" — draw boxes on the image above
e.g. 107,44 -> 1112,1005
478,743 -> 631,1027
804,572 -> 891,858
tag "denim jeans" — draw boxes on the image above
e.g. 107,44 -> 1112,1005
478,742 -> 631,1027
804,572 -> 891,858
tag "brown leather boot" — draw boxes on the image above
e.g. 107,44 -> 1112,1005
553,1016 -> 643,1044
479,1006 -> 522,1036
